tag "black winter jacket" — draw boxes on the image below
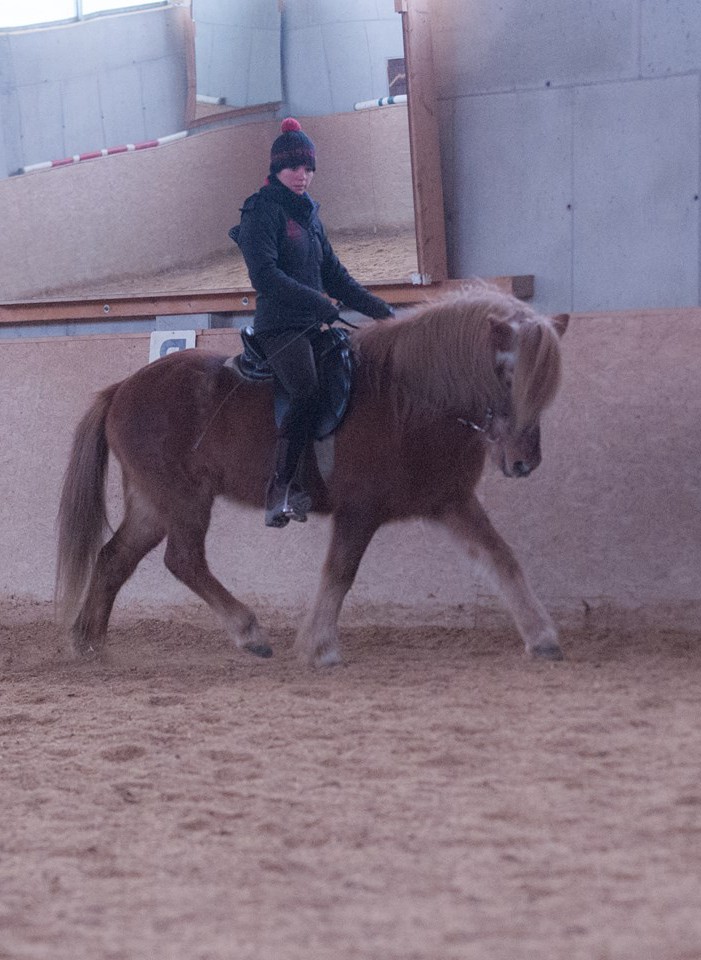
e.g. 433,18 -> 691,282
229,176 -> 393,335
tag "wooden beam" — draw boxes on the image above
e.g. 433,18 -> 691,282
398,1 -> 448,283
0,277 -> 534,326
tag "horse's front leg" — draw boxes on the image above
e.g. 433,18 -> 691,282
441,496 -> 563,660
295,508 -> 379,667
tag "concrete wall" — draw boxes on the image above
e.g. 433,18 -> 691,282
282,0 -> 404,116
193,0 -> 281,108
0,107 -> 413,300
1,309 -> 699,629
433,0 -> 701,314
0,6 -> 190,177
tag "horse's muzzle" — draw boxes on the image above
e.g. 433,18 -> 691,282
511,460 -> 534,478
490,419 -> 542,478
493,445 -> 542,478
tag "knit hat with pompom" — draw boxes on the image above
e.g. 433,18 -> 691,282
269,117 -> 316,175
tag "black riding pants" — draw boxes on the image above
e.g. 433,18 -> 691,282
256,329 -> 320,480
256,328 -> 320,432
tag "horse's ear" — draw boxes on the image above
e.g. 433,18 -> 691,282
551,313 -> 570,337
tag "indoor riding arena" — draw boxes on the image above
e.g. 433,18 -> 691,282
1,3 -> 701,960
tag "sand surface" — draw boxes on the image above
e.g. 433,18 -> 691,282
45,229 -> 419,299
1,599 -> 700,959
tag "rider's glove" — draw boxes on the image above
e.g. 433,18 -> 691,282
318,300 -> 341,325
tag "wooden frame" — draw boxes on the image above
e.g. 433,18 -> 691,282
0,276 -> 534,327
395,0 -> 448,284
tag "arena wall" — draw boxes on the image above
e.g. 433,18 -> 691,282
1,307 -> 698,633
0,107 -> 413,301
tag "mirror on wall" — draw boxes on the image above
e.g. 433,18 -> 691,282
187,0 -> 448,289
0,0 -> 447,310
269,0 -> 418,288
184,0 -> 420,292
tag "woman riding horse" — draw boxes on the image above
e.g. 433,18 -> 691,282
229,118 -> 393,528
55,287 -> 569,666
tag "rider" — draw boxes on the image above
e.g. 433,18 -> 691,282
230,117 -> 394,528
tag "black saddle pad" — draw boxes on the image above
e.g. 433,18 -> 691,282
234,326 -> 353,440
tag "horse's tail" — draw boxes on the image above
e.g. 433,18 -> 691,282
54,382 -> 120,629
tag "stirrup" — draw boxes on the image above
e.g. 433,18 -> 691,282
265,479 -> 312,528
286,482 -> 312,520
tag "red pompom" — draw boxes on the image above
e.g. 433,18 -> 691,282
280,117 -> 302,133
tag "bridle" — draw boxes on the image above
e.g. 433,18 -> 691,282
456,319 -> 521,442
458,408 -> 496,440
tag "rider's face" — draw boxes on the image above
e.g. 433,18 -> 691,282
277,165 -> 314,195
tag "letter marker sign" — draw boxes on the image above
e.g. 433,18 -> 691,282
149,330 -> 197,363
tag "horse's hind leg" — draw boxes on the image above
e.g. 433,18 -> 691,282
295,508 -> 379,667
163,504 -> 271,658
72,490 -> 166,657
442,496 -> 563,660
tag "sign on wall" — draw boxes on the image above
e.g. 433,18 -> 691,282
148,330 -> 197,363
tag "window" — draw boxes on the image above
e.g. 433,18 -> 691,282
0,0 -> 165,29
387,58 -> 407,97
81,0 -> 165,14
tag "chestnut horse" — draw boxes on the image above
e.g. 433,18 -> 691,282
55,286 -> 568,666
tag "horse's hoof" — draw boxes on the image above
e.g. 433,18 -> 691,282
315,649 -> 343,668
72,638 -> 101,659
243,641 -> 273,659
529,643 -> 564,661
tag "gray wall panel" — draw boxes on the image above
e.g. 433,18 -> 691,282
283,0 -> 402,115
284,25 -> 335,116
572,75 -> 699,310
432,0 -> 639,98
62,75 -> 103,156
192,0 -> 281,107
248,30 -> 283,104
16,82 -> 65,165
99,66 -> 147,147
435,0 -> 701,311
641,0 -> 701,75
449,88 -> 573,311
139,57 -> 188,139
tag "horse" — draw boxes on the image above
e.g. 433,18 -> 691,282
55,285 -> 569,667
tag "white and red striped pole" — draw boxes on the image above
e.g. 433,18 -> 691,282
15,130 -> 187,175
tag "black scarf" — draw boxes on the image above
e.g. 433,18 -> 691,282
260,176 -> 315,227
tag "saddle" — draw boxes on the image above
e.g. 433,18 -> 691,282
232,325 -> 353,440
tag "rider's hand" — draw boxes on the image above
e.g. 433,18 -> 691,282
319,300 -> 341,325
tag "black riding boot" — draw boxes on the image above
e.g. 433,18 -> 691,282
264,435 -> 312,528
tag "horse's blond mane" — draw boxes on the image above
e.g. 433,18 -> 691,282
352,284 -> 562,427
511,314 -> 563,429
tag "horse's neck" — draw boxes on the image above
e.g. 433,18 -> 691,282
357,315 -> 499,422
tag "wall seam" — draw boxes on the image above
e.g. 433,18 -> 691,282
569,85 -> 575,313
457,70 -> 701,104
698,71 -> 701,307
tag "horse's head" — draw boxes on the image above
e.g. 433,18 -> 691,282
485,310 -> 569,478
